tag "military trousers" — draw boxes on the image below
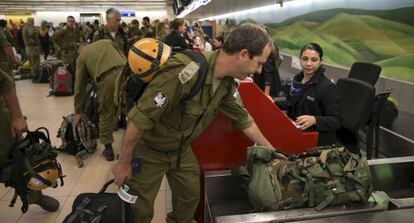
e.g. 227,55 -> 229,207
126,143 -> 200,223
62,49 -> 77,77
25,46 -> 40,78
96,66 -> 122,145
0,105 -> 43,203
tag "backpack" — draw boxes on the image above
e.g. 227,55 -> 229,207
57,113 -> 98,168
115,50 -> 208,113
33,63 -> 52,83
63,179 -> 133,223
82,81 -> 100,129
236,146 -> 373,212
50,65 -> 74,96
0,127 -> 64,213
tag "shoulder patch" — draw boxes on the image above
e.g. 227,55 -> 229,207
154,91 -> 168,108
178,61 -> 199,84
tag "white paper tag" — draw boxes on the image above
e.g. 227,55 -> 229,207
117,184 -> 138,204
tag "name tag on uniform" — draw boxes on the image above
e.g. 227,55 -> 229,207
178,61 -> 199,84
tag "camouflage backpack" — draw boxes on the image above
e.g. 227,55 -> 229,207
57,113 -> 98,167
237,146 -> 373,212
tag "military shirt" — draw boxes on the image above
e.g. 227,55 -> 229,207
127,50 -> 253,151
74,39 -> 127,113
0,68 -> 13,96
2,28 -> 16,47
52,26 -> 80,50
92,26 -> 128,55
22,24 -> 40,47
128,27 -> 143,39
0,29 -> 11,63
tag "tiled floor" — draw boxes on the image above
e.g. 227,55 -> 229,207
0,80 -> 172,223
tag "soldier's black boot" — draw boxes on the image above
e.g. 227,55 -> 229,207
103,144 -> 114,161
35,195 -> 60,212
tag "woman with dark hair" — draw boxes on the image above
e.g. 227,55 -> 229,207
164,18 -> 192,52
277,43 -> 341,146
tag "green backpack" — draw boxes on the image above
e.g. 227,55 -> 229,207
237,146 -> 373,212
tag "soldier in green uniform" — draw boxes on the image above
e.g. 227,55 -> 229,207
112,24 -> 275,223
92,8 -> 128,56
0,19 -> 17,48
141,16 -> 155,38
52,16 -> 81,74
73,39 -> 127,161
22,17 -> 40,79
0,68 -> 59,212
0,27 -> 20,76
127,19 -> 143,47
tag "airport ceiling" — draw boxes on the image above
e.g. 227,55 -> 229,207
0,0 -> 288,19
0,0 -> 173,13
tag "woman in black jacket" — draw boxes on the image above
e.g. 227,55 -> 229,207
164,18 -> 192,52
278,43 -> 341,146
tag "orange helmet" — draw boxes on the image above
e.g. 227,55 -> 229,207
25,159 -> 63,191
128,38 -> 172,83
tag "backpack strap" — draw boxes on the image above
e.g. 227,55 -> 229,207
173,51 -> 208,169
91,205 -> 108,223
177,51 -> 208,102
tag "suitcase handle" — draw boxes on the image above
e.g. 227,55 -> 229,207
99,179 -> 115,193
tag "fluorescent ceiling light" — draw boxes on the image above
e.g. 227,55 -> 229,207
200,0 -> 304,21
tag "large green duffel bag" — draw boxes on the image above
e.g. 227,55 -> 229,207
236,146 -> 373,212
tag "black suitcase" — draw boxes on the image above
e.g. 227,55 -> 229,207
63,179 -> 133,223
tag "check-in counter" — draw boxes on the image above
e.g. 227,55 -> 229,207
204,156 -> 414,222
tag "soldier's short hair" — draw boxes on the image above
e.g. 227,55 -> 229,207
0,19 -> 6,28
67,16 -> 75,21
143,16 -> 150,23
106,8 -> 120,19
131,19 -> 139,25
222,23 -> 271,59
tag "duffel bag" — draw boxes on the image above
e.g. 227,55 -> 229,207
63,179 -> 133,223
236,146 -> 373,212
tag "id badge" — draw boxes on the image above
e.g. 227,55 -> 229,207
131,156 -> 143,174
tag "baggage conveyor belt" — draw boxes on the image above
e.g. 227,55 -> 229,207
204,156 -> 414,223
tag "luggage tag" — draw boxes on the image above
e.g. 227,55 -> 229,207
116,156 -> 142,204
117,184 -> 138,204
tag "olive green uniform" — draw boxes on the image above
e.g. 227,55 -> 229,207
126,51 -> 253,223
0,69 -> 42,203
22,24 -> 40,78
2,28 -> 16,48
52,26 -> 80,74
141,25 -> 155,38
74,40 -> 127,145
128,26 -> 143,46
92,26 -> 128,56
0,29 -> 13,76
